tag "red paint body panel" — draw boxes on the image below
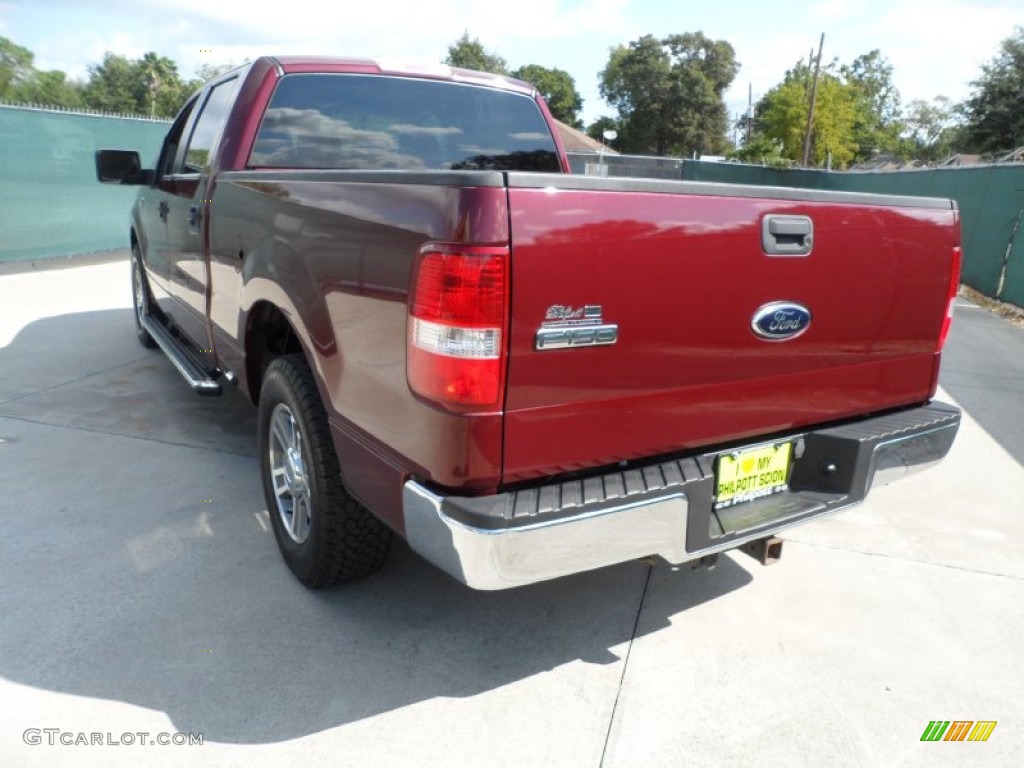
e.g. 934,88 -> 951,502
207,173 -> 511,526
501,187 -> 959,482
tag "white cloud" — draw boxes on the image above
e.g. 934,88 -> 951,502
811,0 -> 855,19
123,0 -> 631,59
876,0 -> 1018,101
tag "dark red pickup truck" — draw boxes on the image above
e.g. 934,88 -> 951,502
97,56 -> 962,590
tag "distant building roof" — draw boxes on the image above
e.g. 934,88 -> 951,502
995,146 -> 1024,164
554,120 -> 618,154
849,153 -> 922,171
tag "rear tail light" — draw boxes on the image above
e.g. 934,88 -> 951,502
407,244 -> 509,410
937,245 -> 961,352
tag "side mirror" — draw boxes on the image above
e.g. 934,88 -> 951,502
95,149 -> 153,185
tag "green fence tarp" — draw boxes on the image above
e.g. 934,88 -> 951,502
0,106 -> 169,262
3,108 -> 1023,309
1000,219 -> 1024,308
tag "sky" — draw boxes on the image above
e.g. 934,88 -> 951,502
0,0 -> 1019,127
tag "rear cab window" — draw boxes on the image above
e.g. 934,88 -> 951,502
249,73 -> 560,172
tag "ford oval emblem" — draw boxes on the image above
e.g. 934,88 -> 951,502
751,302 -> 812,341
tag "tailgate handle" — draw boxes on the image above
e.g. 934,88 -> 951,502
762,215 -> 813,256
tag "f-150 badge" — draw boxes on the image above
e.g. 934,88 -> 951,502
535,304 -> 619,350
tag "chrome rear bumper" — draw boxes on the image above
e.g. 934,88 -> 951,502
402,402 -> 960,590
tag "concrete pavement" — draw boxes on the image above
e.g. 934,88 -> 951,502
1,259 -> 1021,767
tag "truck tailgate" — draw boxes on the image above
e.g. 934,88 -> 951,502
502,175 -> 959,483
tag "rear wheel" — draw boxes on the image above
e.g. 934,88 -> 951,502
258,354 -> 392,587
131,243 -> 157,349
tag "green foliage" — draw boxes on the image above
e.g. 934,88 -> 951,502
82,54 -> 141,113
1,37 -> 225,118
83,52 -> 188,117
10,69 -> 84,107
600,36 -> 671,154
181,62 -> 250,108
750,51 -> 912,169
511,64 -> 583,128
728,135 -> 792,167
841,50 -> 904,158
198,63 -> 238,82
586,115 -> 620,148
443,32 -> 508,75
754,65 -> 857,166
599,32 -> 738,157
961,26 -> 1024,154
2,35 -> 86,109
812,74 -> 862,166
0,35 -> 34,98
140,52 -> 189,117
902,97 -> 962,162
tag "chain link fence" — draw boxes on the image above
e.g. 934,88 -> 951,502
566,151 -> 684,179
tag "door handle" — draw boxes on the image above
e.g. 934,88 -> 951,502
187,205 -> 202,232
158,200 -> 169,222
762,215 -> 813,256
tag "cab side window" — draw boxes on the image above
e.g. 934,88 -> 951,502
175,77 -> 240,175
156,97 -> 198,179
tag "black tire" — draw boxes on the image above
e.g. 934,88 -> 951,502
131,243 -> 157,349
258,354 -> 392,588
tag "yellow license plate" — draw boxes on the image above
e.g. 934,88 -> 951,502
715,442 -> 793,509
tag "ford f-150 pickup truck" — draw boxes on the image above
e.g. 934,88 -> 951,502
96,56 -> 962,590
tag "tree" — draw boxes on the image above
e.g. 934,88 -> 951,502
197,63 -> 239,82
84,53 -> 147,114
0,36 -> 34,98
599,36 -> 670,154
754,61 -> 860,168
841,50 -> 904,158
961,26 -> 1024,153
599,32 -> 738,157
728,134 -> 791,167
84,52 -> 187,117
192,62 -> 242,85
443,32 -> 508,75
1,36 -> 86,108
903,96 -> 961,161
10,69 -> 83,107
139,52 -> 187,117
183,62 -> 250,104
512,64 -> 583,127
745,50 -> 917,169
810,73 -> 862,166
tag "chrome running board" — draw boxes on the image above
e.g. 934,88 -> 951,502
141,315 -> 222,396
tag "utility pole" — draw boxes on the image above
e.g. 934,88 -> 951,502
746,83 -> 753,146
801,33 -> 825,167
